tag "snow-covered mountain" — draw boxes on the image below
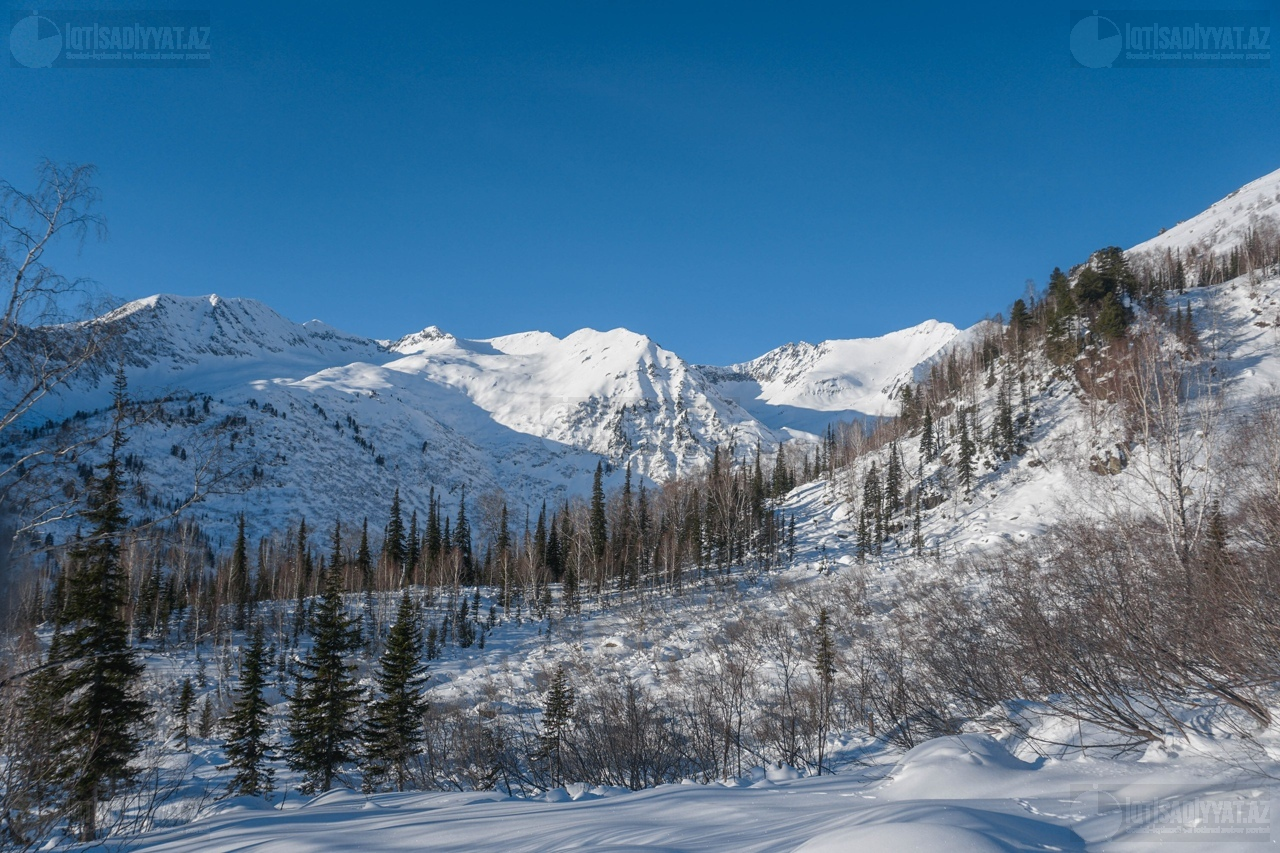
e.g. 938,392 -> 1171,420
700,320 -> 967,436
1130,166 -> 1280,257
14,293 -> 961,539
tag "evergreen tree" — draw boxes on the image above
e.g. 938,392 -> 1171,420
362,593 -> 429,793
589,461 -> 608,567
225,623 -> 275,797
384,488 -> 406,581
231,513 -> 250,630
174,678 -> 195,750
453,490 -> 473,579
1095,291 -> 1128,341
813,608 -> 836,776
356,518 -> 373,591
919,406 -> 935,463
885,443 -> 902,516
286,562 -> 363,794
198,695 -> 216,739
957,413 -> 975,496
28,369 -> 146,841
534,665 -> 575,788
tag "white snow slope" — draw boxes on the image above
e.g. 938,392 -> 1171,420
15,296 -> 964,540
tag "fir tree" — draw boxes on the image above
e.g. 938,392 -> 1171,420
356,518 -> 372,591
225,623 -> 275,797
813,608 -> 836,776
957,413 -> 975,496
885,443 -> 902,516
384,488 -> 406,582
919,406 -> 935,463
29,369 -> 147,841
231,513 -> 250,630
362,593 -> 429,792
174,677 -> 195,750
534,665 -> 575,788
589,461 -> 608,567
286,562 -> 363,794
198,695 -> 216,739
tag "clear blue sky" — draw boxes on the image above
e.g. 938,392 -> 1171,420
4,1 -> 1277,363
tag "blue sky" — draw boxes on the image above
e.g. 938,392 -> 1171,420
3,2 -> 1277,363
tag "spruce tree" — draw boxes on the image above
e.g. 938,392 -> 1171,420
589,461 -> 608,568
356,518 -> 373,591
813,608 -> 836,776
198,695 -> 216,739
534,665 -> 575,788
919,406 -> 935,463
362,593 -> 429,792
957,414 -> 975,496
174,678 -> 195,750
231,513 -> 250,631
286,562 -> 363,794
885,443 -> 902,516
31,369 -> 146,841
384,488 -> 406,582
225,623 -> 275,797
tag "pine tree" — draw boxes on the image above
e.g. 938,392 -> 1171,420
356,518 -> 372,591
225,623 -> 274,797
231,513 -> 250,630
30,368 -> 147,841
198,694 -> 216,739
885,443 -> 902,516
174,677 -> 195,750
534,665 -> 575,788
286,562 -> 363,794
957,413 -> 975,496
589,461 -> 608,568
813,608 -> 836,776
362,593 -> 429,793
919,406 -> 935,463
384,488 -> 406,583
453,490 -> 473,580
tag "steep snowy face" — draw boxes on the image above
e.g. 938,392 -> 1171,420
381,326 -> 774,481
101,294 -> 382,367
704,320 -> 963,434
1129,166 -> 1280,257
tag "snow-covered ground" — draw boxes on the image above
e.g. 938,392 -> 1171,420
124,732 -> 1280,852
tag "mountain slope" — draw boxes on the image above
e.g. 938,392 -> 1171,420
701,320 -> 965,435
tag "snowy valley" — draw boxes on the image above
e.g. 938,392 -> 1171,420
4,166 -> 1280,853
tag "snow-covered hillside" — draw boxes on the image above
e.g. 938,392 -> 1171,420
1130,165 -> 1280,257
14,294 -> 961,539
700,319 -> 968,435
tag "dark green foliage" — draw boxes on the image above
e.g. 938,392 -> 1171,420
534,665 -> 575,789
285,562 -> 363,794
174,678 -> 195,750
231,513 -> 250,630
919,406 -> 935,463
957,413 -> 975,495
198,695 -> 216,739
225,623 -> 275,797
384,488 -> 406,579
22,371 -> 147,841
362,593 -> 429,793
590,461 -> 608,566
